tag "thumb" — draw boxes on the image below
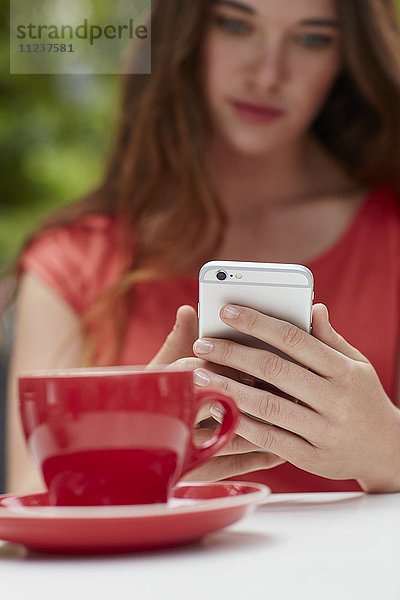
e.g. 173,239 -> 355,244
150,305 -> 198,366
312,303 -> 367,362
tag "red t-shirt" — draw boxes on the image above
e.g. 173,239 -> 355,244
21,187 -> 400,492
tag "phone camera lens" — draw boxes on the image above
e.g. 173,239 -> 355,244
216,271 -> 227,281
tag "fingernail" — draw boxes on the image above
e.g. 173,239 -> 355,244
210,404 -> 225,421
194,369 -> 210,387
194,339 -> 214,354
222,305 -> 240,320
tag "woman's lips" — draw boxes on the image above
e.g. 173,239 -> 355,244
231,100 -> 285,123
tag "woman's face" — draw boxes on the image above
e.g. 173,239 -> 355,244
203,0 -> 343,155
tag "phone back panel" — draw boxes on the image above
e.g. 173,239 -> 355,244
199,261 -> 313,351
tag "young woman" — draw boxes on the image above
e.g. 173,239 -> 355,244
7,0 -> 400,494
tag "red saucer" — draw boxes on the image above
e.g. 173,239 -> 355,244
0,482 -> 269,554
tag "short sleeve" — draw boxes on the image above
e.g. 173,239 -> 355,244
20,215 -> 128,315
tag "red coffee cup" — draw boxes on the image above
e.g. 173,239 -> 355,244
19,366 -> 238,506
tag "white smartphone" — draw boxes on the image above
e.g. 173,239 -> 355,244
198,261 -> 314,353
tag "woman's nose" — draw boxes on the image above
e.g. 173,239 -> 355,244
248,42 -> 287,92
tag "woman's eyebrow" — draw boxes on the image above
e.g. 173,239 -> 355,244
300,18 -> 340,28
213,0 -> 255,15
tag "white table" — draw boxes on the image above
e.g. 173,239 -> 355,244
1,491 -> 399,600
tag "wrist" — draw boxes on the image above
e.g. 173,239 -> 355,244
357,407 -> 400,494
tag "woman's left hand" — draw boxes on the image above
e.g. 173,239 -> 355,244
193,303 -> 400,493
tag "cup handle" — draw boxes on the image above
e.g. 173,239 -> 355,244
182,390 -> 238,476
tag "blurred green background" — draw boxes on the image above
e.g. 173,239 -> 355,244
0,71 -> 118,268
1,3 -> 122,271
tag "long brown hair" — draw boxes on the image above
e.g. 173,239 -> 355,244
18,0 -> 400,364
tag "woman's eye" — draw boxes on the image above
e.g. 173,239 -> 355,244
296,33 -> 333,48
214,15 -> 252,36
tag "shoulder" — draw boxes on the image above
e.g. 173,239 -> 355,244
20,214 -> 132,315
27,213 -> 117,248
21,214 -> 120,275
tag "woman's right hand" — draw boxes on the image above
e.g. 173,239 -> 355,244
150,304 -> 286,481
